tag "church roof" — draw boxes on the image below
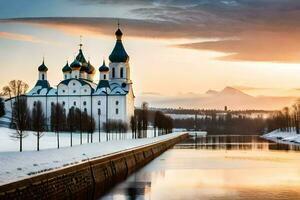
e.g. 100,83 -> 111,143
96,80 -> 110,91
109,28 -> 129,63
34,80 -> 50,89
62,62 -> 71,73
38,60 -> 48,72
70,59 -> 81,69
99,60 -> 109,72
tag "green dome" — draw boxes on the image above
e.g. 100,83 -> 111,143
62,62 -> 71,73
109,28 -> 129,63
70,59 -> 81,69
38,61 -> 48,72
99,60 -> 109,72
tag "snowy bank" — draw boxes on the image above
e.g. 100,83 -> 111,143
0,132 -> 186,185
262,130 -> 300,145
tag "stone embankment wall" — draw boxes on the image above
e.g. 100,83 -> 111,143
0,133 -> 188,200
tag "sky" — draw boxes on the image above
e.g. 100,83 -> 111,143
1,0 -> 300,109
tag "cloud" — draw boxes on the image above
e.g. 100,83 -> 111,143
3,0 -> 300,63
0,31 -> 44,43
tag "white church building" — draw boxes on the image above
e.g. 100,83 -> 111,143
25,27 -> 135,129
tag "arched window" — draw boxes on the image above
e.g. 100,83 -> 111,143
98,101 -> 101,105
103,74 -> 106,80
62,101 -> 65,106
116,108 -> 119,114
65,75 -> 67,79
83,101 -> 87,106
120,68 -> 124,78
116,101 -> 119,105
84,108 -> 87,113
73,101 -> 76,106
112,68 -> 115,78
98,108 -> 101,115
42,74 -> 45,80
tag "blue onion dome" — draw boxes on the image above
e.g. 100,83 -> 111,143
109,28 -> 129,63
99,60 -> 109,72
62,61 -> 71,73
38,60 -> 48,72
70,59 -> 81,69
86,61 -> 96,74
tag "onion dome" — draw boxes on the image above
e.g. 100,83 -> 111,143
99,60 -> 109,72
76,49 -> 87,64
109,28 -> 129,63
62,61 -> 71,73
70,59 -> 81,69
80,63 -> 88,72
38,60 -> 48,72
86,61 -> 95,74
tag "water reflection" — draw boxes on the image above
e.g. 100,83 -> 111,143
100,135 -> 300,200
177,135 -> 300,151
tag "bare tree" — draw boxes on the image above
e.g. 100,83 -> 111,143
141,102 -> 149,137
11,97 -> 30,152
130,115 -> 137,139
31,101 -> 46,151
51,103 -> 64,149
2,80 -> 29,152
0,97 -> 5,117
67,107 -> 76,147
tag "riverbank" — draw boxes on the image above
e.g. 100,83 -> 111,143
0,132 -> 186,186
262,130 -> 300,146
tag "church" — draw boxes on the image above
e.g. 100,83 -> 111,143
26,26 -> 135,129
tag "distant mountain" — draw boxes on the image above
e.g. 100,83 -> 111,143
137,87 -> 299,110
205,89 -> 218,95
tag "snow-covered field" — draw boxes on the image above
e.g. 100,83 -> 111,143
0,129 -> 186,186
0,127 -> 157,152
262,130 -> 300,145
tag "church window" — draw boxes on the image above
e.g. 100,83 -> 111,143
75,75 -> 78,79
42,74 -> 45,80
98,101 -> 101,105
83,101 -> 87,106
104,74 -> 106,80
84,108 -> 87,113
98,108 -> 101,115
33,101 -> 36,106
62,101 -> 65,106
73,90 -> 76,93
73,83 -> 76,86
116,108 -> 119,114
74,101 -> 76,106
65,75 -> 67,79
84,89 -> 87,93
116,101 -> 119,105
120,68 -> 124,78
112,68 -> 115,78
62,90 -> 65,93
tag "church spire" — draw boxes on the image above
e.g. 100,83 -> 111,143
109,21 -> 129,63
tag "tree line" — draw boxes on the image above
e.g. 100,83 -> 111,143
267,101 -> 300,134
173,112 -> 267,135
130,102 -> 174,138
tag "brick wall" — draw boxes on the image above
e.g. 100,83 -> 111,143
0,134 -> 188,200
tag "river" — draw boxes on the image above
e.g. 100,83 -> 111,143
99,135 -> 300,200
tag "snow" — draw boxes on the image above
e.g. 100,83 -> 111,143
262,129 -> 300,145
0,127 -> 155,152
0,129 -> 186,186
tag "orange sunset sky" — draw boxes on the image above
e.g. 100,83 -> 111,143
1,0 -> 300,109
